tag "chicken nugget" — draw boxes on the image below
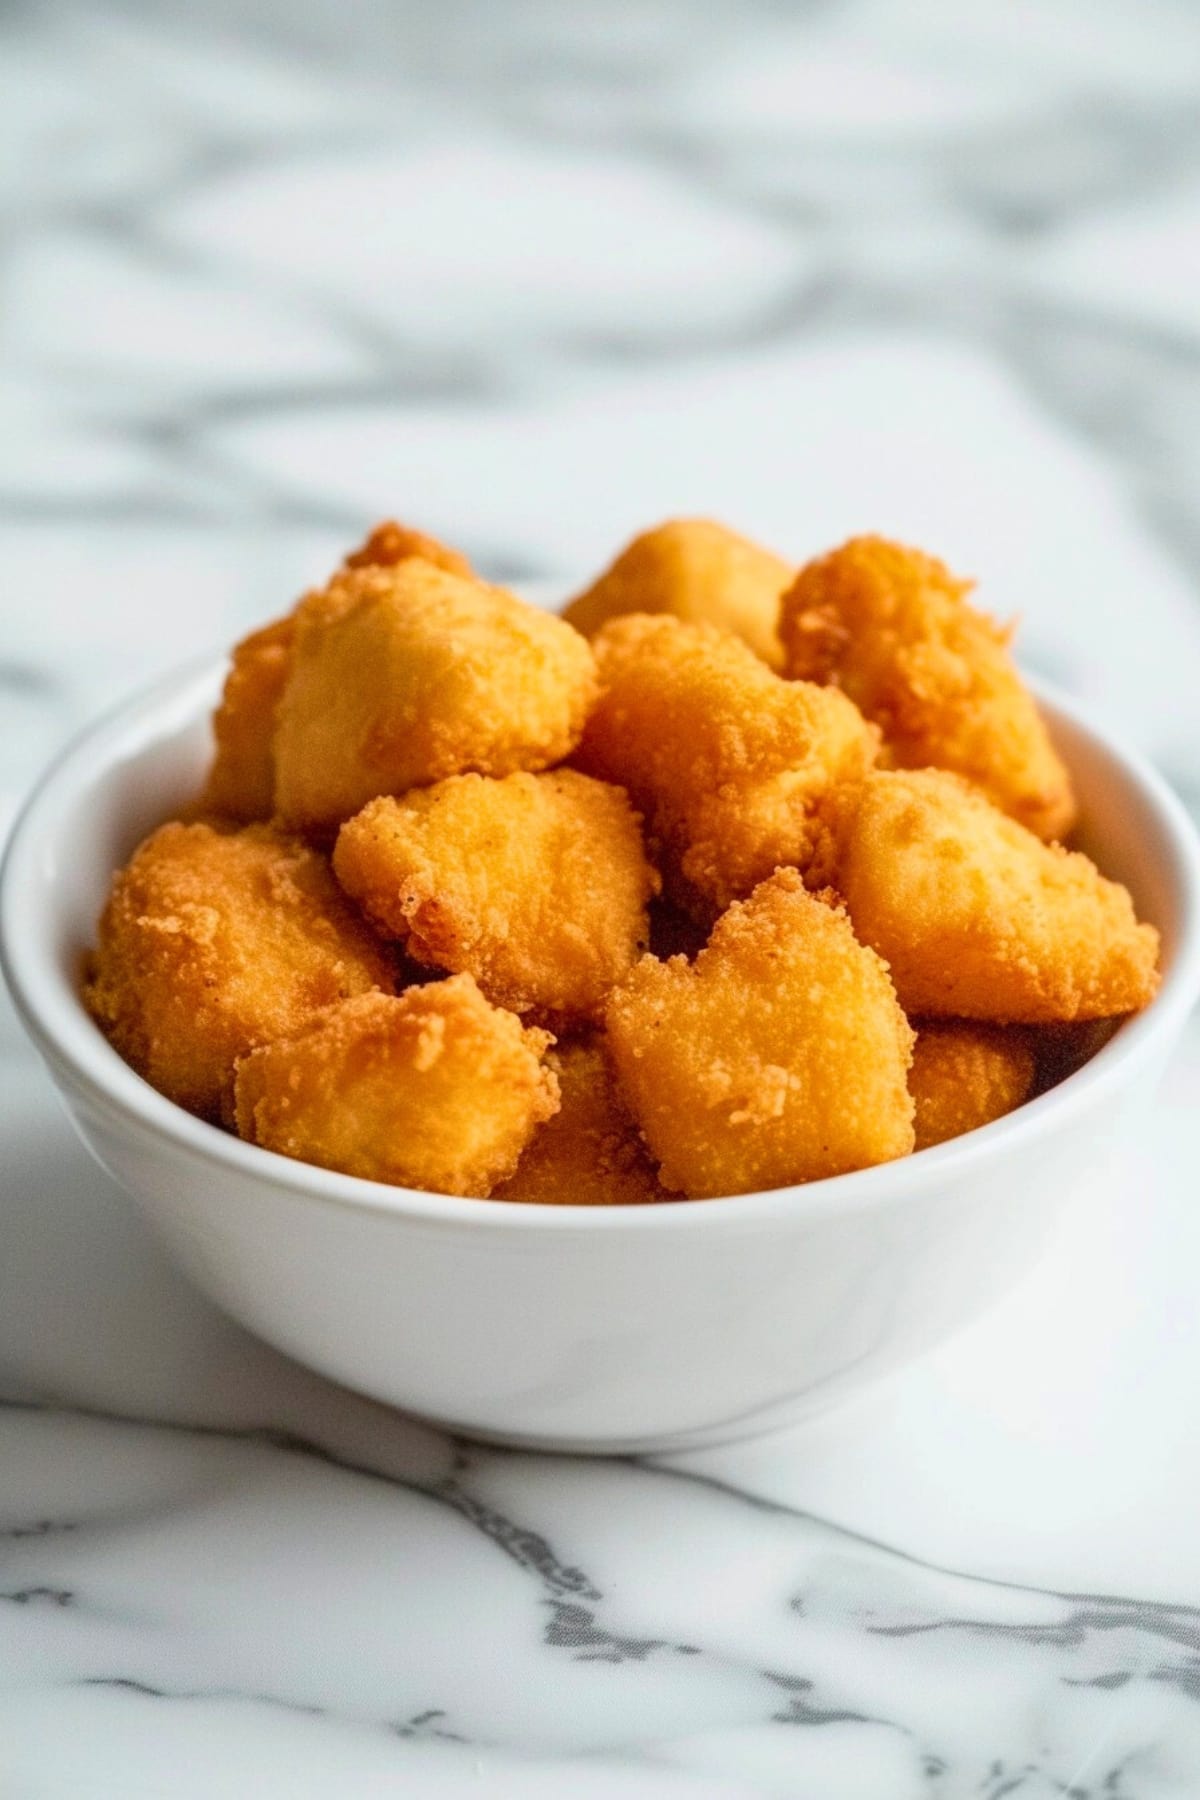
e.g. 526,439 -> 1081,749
837,769 -> 1160,1022
201,519 -> 470,822
780,536 -> 1076,841
576,613 -> 877,917
342,518 -> 473,577
84,821 -> 395,1120
494,1038 -> 666,1205
274,561 -> 598,832
564,518 -> 794,668
233,977 -> 558,1195
606,869 -> 914,1197
333,769 -> 658,1024
201,615 -> 295,822
909,1021 -> 1037,1151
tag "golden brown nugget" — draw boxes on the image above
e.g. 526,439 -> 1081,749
494,1039 -> 665,1205
606,869 -> 914,1198
334,770 -> 658,1023
909,1022 -> 1037,1151
233,978 -> 558,1195
780,536 -> 1076,841
837,769 -> 1160,1023
564,518 -> 794,668
274,561 -> 598,832
202,521 -> 470,822
84,821 -> 395,1121
576,613 -> 877,916
342,518 -> 473,577
202,615 -> 296,821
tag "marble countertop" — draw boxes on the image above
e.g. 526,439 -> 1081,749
3,2 -> 1200,1793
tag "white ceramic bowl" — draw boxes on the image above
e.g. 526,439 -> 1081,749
3,660 -> 1199,1453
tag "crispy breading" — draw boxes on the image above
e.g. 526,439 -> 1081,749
564,518 -> 794,668
342,518 -> 473,577
605,869 -> 914,1197
233,977 -> 558,1195
274,561 -> 598,832
837,769 -> 1160,1022
201,615 -> 295,822
780,536 -> 1076,841
494,1038 -> 666,1205
909,1021 -> 1037,1150
576,613 -> 877,918
201,521 -> 471,824
84,821 -> 395,1121
333,769 -> 658,1025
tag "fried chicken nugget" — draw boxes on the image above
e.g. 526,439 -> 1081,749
202,520 -> 471,822
202,615 -> 296,822
494,1038 -> 666,1205
909,1022 -> 1037,1151
341,518 -> 473,577
274,561 -> 598,832
837,769 -> 1160,1022
84,821 -> 395,1120
333,769 -> 658,1024
564,518 -> 794,669
779,536 -> 1076,842
233,977 -> 558,1195
606,869 -> 915,1197
576,613 -> 878,917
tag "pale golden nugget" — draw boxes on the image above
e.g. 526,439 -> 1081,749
495,1039 -> 665,1205
837,769 -> 1160,1022
85,821 -> 394,1121
909,1022 -> 1037,1151
565,518 -> 794,668
780,536 -> 1076,841
203,519 -> 470,822
334,770 -> 658,1023
233,978 -> 558,1195
274,561 -> 597,832
577,613 -> 877,917
606,870 -> 914,1198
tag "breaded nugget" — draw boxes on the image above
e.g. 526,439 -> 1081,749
342,518 -> 473,577
494,1038 -> 665,1205
564,518 -> 794,668
606,869 -> 914,1197
780,536 -> 1076,841
333,769 -> 658,1024
576,613 -> 877,917
202,520 -> 470,822
202,615 -> 296,822
274,561 -> 598,832
84,821 -> 395,1120
909,1022 -> 1037,1151
837,769 -> 1160,1022
233,977 -> 558,1195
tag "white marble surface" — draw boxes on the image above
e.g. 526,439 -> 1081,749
3,2 -> 1200,1793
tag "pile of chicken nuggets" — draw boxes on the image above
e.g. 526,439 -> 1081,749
85,518 -> 1161,1202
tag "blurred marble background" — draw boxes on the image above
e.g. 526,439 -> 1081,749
4,4 -> 1200,1795
4,0 -> 1200,824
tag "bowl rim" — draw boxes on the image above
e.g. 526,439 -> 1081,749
3,654 -> 1199,1236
